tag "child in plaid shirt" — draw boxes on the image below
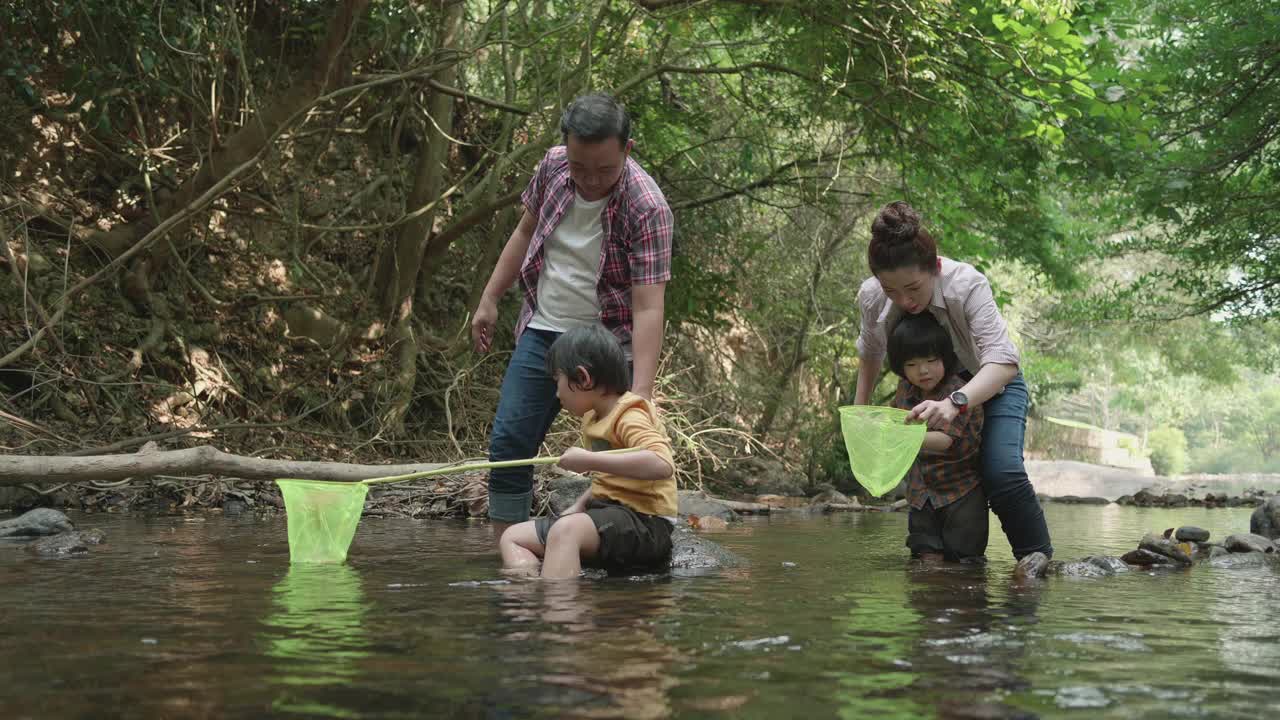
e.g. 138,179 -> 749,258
888,313 -> 988,562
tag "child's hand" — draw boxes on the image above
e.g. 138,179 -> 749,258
558,447 -> 596,474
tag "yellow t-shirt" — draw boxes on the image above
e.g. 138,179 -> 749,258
581,392 -> 678,519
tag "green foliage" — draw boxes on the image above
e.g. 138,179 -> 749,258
1074,0 -> 1280,319
1147,426 -> 1188,477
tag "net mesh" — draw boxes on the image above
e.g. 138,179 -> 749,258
838,405 -> 926,497
276,479 -> 369,564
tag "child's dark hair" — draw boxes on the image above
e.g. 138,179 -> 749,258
887,313 -> 960,380
545,324 -> 631,394
868,200 -> 939,274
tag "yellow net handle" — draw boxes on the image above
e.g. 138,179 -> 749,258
277,448 -> 640,487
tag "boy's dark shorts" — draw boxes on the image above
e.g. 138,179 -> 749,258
534,499 -> 673,571
906,487 -> 989,561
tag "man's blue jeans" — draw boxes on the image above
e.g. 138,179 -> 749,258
487,328 -> 563,523
979,373 -> 1053,559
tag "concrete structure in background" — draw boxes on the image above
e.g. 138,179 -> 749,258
1026,416 -> 1154,476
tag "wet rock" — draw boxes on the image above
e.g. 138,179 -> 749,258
0,508 -> 74,538
1250,495 -> 1280,540
1207,545 -> 1230,560
1083,555 -> 1129,573
27,529 -> 105,555
678,491 -> 739,522
222,499 -> 248,516
890,499 -> 909,512
1053,560 -> 1112,577
1139,532 -> 1193,565
669,527 -> 744,571
1115,494 -> 1134,505
1014,551 -> 1050,579
1174,526 -> 1210,543
1121,548 -> 1173,567
1223,533 -> 1275,554
1050,495 -> 1111,505
1208,551 -> 1271,569
1130,489 -> 1160,507
546,475 -> 591,516
809,487 -> 852,506
1162,493 -> 1189,507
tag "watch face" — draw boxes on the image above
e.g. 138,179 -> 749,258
951,391 -> 968,407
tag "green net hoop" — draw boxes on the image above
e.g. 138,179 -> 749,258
276,479 -> 369,564
838,406 -> 926,497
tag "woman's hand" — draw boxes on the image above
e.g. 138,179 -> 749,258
557,447 -> 596,474
909,399 -> 958,429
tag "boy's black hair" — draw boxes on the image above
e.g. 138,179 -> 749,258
886,313 -> 960,380
545,324 -> 631,394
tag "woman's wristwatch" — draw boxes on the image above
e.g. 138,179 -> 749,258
948,390 -> 969,414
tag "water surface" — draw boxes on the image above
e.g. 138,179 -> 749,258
2,505 -> 1277,719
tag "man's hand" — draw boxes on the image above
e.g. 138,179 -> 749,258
909,399 -> 959,429
471,296 -> 498,353
558,447 -> 596,474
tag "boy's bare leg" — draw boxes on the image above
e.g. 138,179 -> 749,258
499,522 -> 544,575
540,514 -> 600,579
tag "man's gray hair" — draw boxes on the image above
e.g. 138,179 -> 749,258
560,93 -> 631,145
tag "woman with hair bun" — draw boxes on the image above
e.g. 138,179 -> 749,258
853,201 -> 1052,560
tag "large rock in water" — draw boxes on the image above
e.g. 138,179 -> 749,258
1139,532 -> 1193,565
1250,495 -> 1280,540
669,527 -> 744,571
1224,533 -> 1275,554
0,508 -> 74,538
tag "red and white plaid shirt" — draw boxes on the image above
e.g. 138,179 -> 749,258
515,146 -> 674,344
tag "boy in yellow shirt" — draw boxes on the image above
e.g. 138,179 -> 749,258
499,324 -> 677,579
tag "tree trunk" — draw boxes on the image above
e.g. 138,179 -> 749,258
89,0 -> 371,295
0,446 -> 444,486
374,0 -> 466,318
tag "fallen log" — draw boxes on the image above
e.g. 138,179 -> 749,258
0,446 -> 447,486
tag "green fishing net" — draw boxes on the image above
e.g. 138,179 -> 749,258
838,406 -> 927,497
276,479 -> 369,564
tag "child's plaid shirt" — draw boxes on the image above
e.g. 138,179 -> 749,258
892,375 -> 985,510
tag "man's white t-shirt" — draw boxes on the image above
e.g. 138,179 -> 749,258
528,192 -> 606,332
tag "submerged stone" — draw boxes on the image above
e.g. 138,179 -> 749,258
1208,551 -> 1272,569
1015,551 -> 1050,579
1223,533 -> 1275,554
1083,555 -> 1129,573
0,508 -> 74,538
669,527 -> 744,571
1121,548 -> 1173,567
1053,561 -> 1112,578
27,528 -> 106,555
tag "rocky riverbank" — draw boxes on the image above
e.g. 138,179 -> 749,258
1016,495 -> 1280,579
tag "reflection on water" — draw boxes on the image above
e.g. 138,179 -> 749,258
263,564 -> 371,716
2,505 -> 1279,719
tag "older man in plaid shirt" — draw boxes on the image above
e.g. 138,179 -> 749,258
471,93 -> 674,540
888,313 -> 988,562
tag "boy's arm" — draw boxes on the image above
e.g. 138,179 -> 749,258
558,446 -> 672,480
